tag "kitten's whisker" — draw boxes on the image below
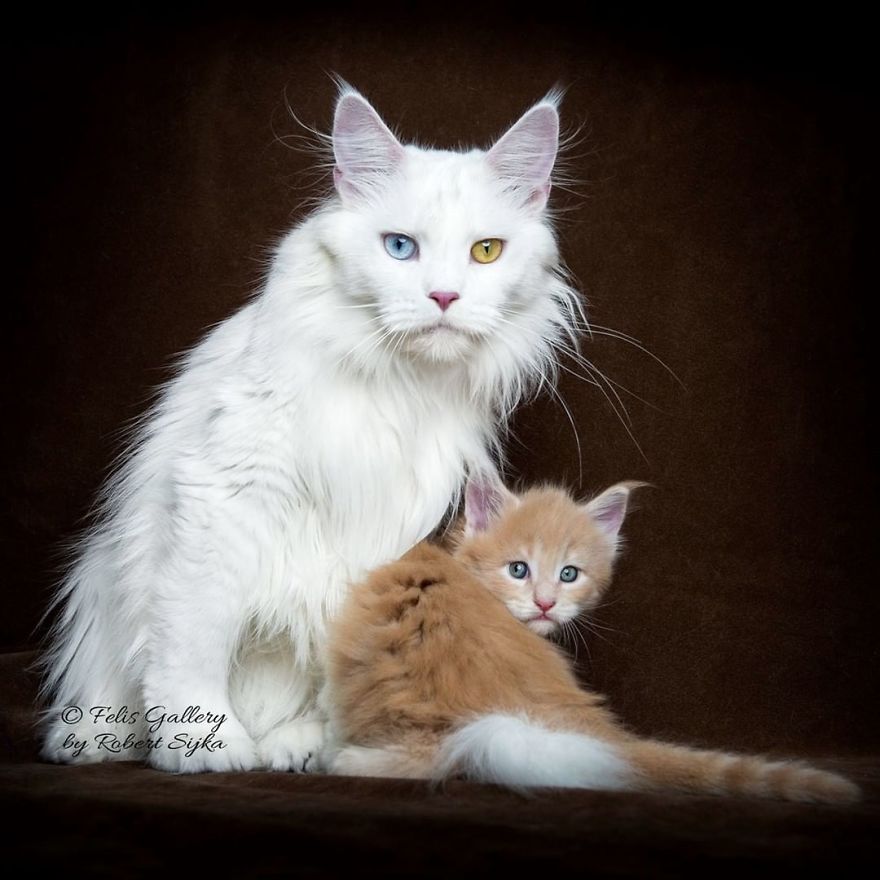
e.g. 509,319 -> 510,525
579,620 -> 614,646
560,620 -> 578,663
581,616 -> 621,635
573,620 -> 592,665
577,607 -> 624,645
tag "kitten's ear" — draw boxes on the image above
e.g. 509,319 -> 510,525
486,94 -> 560,212
332,87 -> 405,202
464,471 -> 518,537
584,482 -> 647,545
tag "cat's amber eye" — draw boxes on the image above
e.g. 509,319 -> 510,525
471,238 -> 503,264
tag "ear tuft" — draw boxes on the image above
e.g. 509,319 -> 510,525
332,87 -> 405,201
486,98 -> 560,211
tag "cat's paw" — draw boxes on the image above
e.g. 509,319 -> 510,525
257,720 -> 327,772
147,721 -> 258,774
41,716 -> 147,765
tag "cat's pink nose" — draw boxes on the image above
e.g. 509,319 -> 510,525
429,291 -> 460,312
534,598 -> 556,613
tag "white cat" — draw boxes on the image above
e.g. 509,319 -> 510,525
39,85 -> 581,772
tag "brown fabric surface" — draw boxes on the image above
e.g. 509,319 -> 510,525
3,7 -> 877,873
1,651 -> 878,875
3,762 -> 878,876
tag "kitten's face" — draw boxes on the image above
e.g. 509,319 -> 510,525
457,488 -> 621,637
327,89 -> 562,368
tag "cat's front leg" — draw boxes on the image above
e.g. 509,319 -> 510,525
142,566 -> 258,774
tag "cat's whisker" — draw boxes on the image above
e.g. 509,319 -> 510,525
374,328 -> 408,366
559,620 -> 578,663
337,326 -> 389,363
557,347 -> 633,427
488,312 -> 585,480
586,325 -> 687,390
556,346 -> 667,414
335,323 -> 397,370
492,307 -> 650,462
546,383 -> 584,486
472,312 -> 557,410
555,355 -> 649,463
571,620 -> 592,665
581,616 -> 621,636
333,302 -> 383,312
387,327 -> 410,363
555,360 -> 603,391
579,620 -> 614,647
505,300 -> 681,418
576,604 -> 625,645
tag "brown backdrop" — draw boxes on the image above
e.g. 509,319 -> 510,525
3,8 -> 876,772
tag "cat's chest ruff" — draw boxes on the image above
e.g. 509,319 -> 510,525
305,377 -> 478,474
286,377 -> 483,553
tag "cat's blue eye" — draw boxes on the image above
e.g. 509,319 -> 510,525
559,565 -> 579,583
508,561 -> 529,579
383,233 -> 418,261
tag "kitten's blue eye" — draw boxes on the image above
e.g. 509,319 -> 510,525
508,561 -> 529,579
559,565 -> 579,583
383,233 -> 417,261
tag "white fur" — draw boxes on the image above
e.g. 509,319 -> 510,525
39,86 -> 581,772
435,714 -> 633,791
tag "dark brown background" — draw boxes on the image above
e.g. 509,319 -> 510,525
3,5 -> 876,769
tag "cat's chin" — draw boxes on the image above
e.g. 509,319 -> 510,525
403,325 -> 477,363
525,618 -> 559,637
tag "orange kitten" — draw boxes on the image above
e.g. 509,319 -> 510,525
326,477 -> 859,803
455,477 -> 640,638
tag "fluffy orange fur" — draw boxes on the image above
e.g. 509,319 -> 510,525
326,485 -> 859,803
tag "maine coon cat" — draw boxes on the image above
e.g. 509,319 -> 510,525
39,85 -> 582,773
326,478 -> 859,803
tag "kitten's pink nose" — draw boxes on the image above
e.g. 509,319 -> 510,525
534,598 -> 556,613
428,291 -> 460,312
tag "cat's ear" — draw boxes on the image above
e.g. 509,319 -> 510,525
584,482 -> 647,545
486,94 -> 560,212
464,471 -> 518,537
332,87 -> 405,202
